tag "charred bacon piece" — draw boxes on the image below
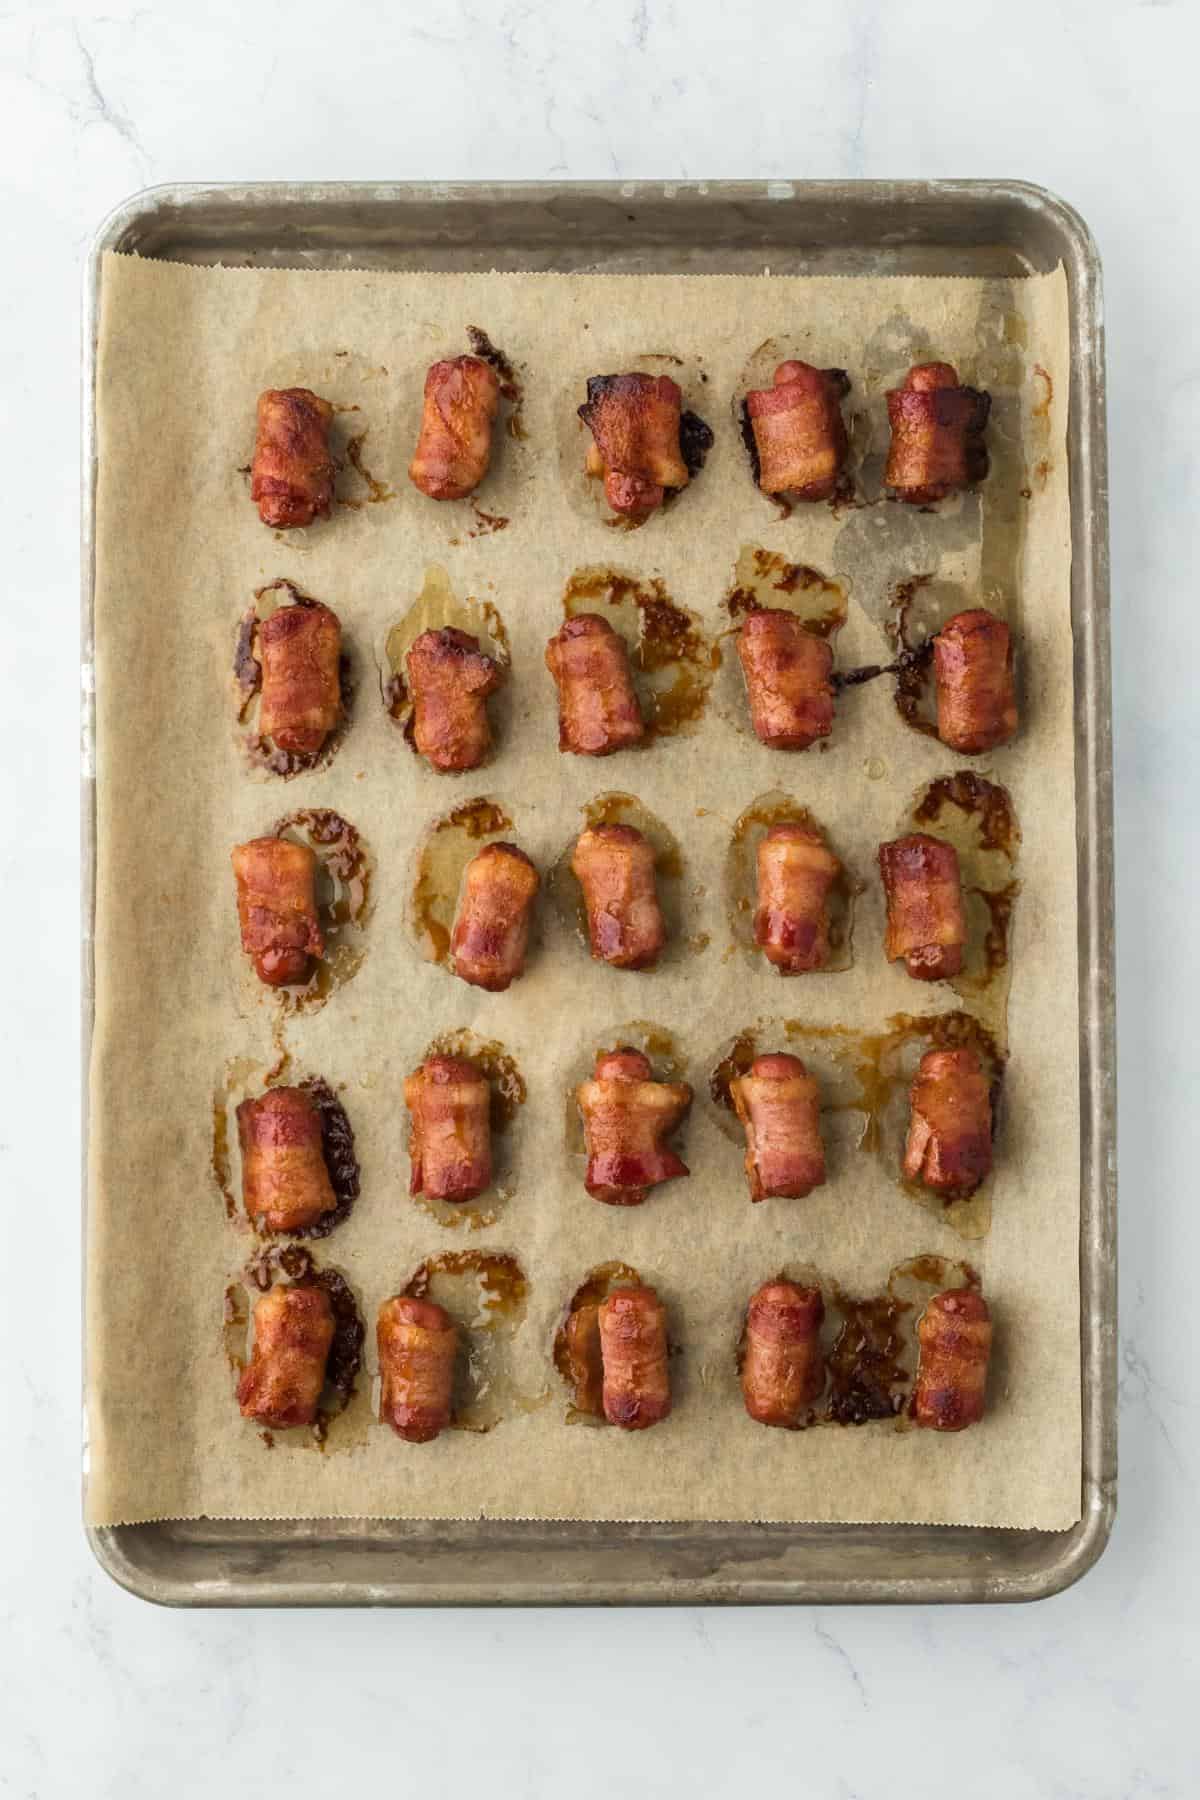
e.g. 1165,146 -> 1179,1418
579,373 -> 689,518
884,362 -> 990,505
251,388 -> 335,529
257,599 -> 342,757
408,355 -> 500,501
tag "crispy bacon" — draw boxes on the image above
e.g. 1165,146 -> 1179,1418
933,608 -> 1018,753
403,1055 -> 492,1203
406,627 -> 501,772
570,823 -> 665,970
408,356 -> 500,501
377,1295 -> 458,1443
257,600 -> 342,756
730,1053 -> 825,1201
754,822 -> 840,973
577,1048 -> 691,1206
903,1047 -> 993,1197
741,1280 -> 826,1427
237,1284 -> 334,1428
745,360 -> 849,500
884,362 -> 990,505
913,1289 -> 993,1432
737,609 -> 835,750
599,1286 -> 672,1429
251,388 -> 335,529
231,836 -> 324,988
579,373 -> 689,517
237,1086 -> 336,1233
545,613 -> 645,756
879,834 -> 966,981
449,842 -> 540,992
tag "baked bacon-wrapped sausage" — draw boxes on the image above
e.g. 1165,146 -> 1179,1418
545,614 -> 645,756
251,388 -> 335,529
879,834 -> 966,981
570,823 -> 665,970
913,1289 -> 993,1432
408,356 -> 500,501
741,1280 -> 826,1427
237,1086 -> 336,1233
257,600 -> 342,756
237,1284 -> 334,1428
737,609 -> 835,750
577,1048 -> 691,1206
560,1301 -> 605,1416
744,361 -> 849,501
933,608 -> 1018,754
884,362 -> 990,505
406,627 -> 501,773
903,1047 -> 993,1197
579,373 -> 690,519
377,1295 -> 458,1443
231,836 -> 324,988
730,1053 -> 825,1201
449,842 -> 540,992
404,1055 -> 492,1203
599,1286 -> 672,1429
754,822 -> 841,974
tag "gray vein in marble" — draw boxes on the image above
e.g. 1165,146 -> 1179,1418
812,1618 -> 869,1708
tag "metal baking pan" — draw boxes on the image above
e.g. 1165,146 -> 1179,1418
82,179 -> 1114,1605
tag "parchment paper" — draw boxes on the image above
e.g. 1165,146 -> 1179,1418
87,253 -> 1079,1529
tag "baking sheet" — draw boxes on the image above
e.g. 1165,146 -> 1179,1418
86,252 -> 1077,1530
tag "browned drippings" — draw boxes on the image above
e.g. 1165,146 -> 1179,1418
724,547 -> 848,639
1032,363 -> 1053,418
223,1284 -> 247,1371
263,811 -> 371,1011
913,771 -> 1020,858
552,1261 -> 642,1424
561,565 -> 715,738
708,1032 -> 758,1113
886,574 -> 939,738
410,797 -> 513,963
339,430 -> 394,507
466,324 -> 526,439
826,1292 -> 911,1424
401,1250 -> 536,1433
724,793 -> 858,969
469,502 -> 509,536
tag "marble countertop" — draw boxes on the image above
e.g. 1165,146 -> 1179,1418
1,1 -> 1193,1794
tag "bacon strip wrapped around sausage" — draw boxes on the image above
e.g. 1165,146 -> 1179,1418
741,1280 -> 826,1427
579,374 -> 689,518
913,1289 -> 993,1432
408,356 -> 500,501
257,600 -> 342,756
599,1286 -> 672,1429
570,823 -> 665,970
884,362 -> 990,505
237,1086 -> 336,1233
377,1296 -> 458,1443
577,1048 -> 691,1206
745,361 -> 850,501
737,609 -> 835,750
231,836 -> 324,988
545,614 -> 645,756
251,388 -> 335,529
879,834 -> 966,981
450,842 -> 540,992
730,1053 -> 825,1201
404,1055 -> 492,1203
561,1302 -> 604,1417
903,1047 -> 993,1198
406,627 -> 501,773
237,1284 -> 334,1428
933,608 -> 1018,754
755,822 -> 841,974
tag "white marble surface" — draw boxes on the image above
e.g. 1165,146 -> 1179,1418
0,0 -> 1194,1792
